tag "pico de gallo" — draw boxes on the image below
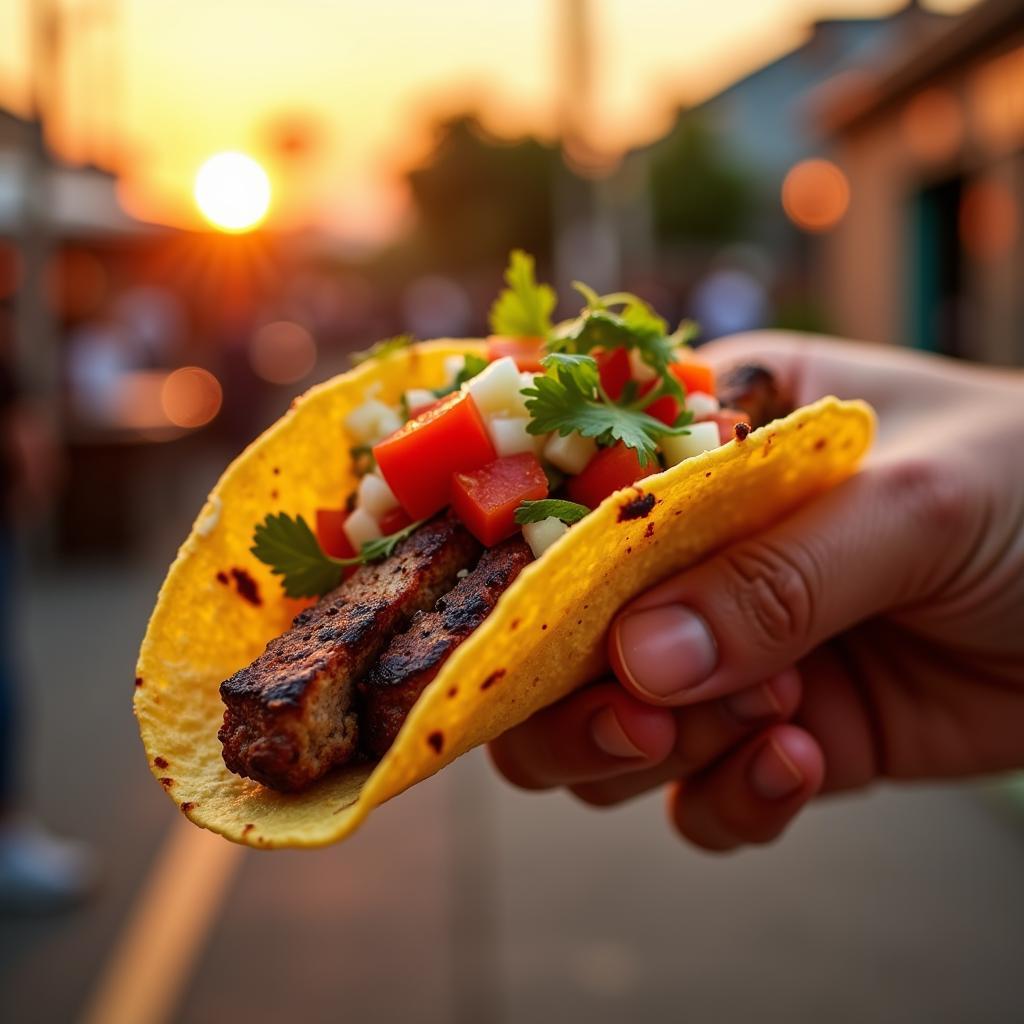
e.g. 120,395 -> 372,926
252,251 -> 777,598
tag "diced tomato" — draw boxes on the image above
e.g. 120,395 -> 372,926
596,347 -> 631,401
316,508 -> 357,559
451,453 -> 548,547
408,397 -> 440,419
669,355 -> 715,396
566,442 -> 657,509
710,408 -> 751,444
486,336 -> 547,372
378,506 -> 412,535
373,390 -> 497,520
634,379 -> 680,426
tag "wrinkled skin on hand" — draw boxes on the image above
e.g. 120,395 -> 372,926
490,333 -> 1024,852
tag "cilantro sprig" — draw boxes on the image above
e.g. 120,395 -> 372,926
514,499 -> 590,526
550,287 -> 697,401
431,353 -> 488,400
523,353 -> 692,467
489,250 -> 556,338
351,334 -> 414,366
251,512 -> 425,598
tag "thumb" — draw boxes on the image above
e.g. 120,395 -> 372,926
607,455 -> 973,706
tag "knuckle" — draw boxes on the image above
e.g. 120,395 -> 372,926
721,541 -> 816,649
875,458 -> 972,536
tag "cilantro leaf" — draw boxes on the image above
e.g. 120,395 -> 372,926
514,499 -> 590,526
351,334 -> 414,366
251,513 -> 344,598
489,250 -> 556,338
353,518 -> 426,562
522,355 -> 690,467
251,512 -> 427,598
432,353 -> 488,399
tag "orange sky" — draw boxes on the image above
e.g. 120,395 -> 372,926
0,0 -> 975,242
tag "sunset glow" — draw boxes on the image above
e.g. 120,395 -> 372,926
193,153 -> 272,233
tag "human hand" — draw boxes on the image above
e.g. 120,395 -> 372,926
489,332 -> 1024,851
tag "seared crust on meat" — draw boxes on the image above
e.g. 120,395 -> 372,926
718,363 -> 791,428
219,516 -> 481,791
360,537 -> 533,757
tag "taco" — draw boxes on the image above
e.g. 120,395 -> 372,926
135,253 -> 874,848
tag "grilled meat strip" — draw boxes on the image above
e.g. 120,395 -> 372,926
360,537 -> 533,758
219,515 -> 481,791
718,363 -> 791,428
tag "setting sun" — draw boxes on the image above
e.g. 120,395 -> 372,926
193,152 -> 272,232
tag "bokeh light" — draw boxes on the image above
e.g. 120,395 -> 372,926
248,320 -> 317,384
901,87 -> 963,163
194,153 -> 272,233
781,159 -> 851,233
959,179 -> 1019,262
160,366 -> 223,428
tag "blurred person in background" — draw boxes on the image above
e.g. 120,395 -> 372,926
0,322 -> 96,912
491,334 -> 1024,852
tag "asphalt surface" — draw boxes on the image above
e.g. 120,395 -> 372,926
1,558 -> 1023,1023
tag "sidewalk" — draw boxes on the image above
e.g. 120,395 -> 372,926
1,562 -> 1022,1023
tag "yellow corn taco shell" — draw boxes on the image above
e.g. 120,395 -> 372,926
135,340 -> 874,848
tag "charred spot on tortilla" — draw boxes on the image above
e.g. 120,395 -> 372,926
243,823 -> 255,835
814,437 -> 828,451
272,466 -> 280,475
216,571 -> 229,585
618,491 -> 656,522
644,522 -> 655,538
154,756 -> 169,769
427,731 -> 444,754
159,777 -> 174,788
480,669 -> 506,691
734,422 -> 751,441
181,802 -> 196,813
135,676 -> 144,688
230,568 -> 262,606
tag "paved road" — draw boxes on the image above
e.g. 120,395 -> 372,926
1,560 -> 1023,1023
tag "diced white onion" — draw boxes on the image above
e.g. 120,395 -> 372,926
522,517 -> 569,559
685,390 -> 720,420
357,473 -> 399,518
443,355 -> 466,384
464,356 -> 527,416
628,349 -> 657,382
544,431 -> 597,475
520,371 -> 541,390
344,399 -> 402,445
488,416 -> 541,457
403,388 -> 436,415
661,421 -> 721,467
343,507 -> 382,549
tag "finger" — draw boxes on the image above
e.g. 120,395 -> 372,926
570,668 -> 801,808
607,453 -> 974,707
668,724 -> 825,852
700,331 -> 973,424
488,682 -> 676,791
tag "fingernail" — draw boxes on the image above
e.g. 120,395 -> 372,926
725,681 -> 784,723
750,738 -> 803,800
590,707 -> 646,759
614,605 -> 717,699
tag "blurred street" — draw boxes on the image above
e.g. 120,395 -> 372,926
0,543 -> 1022,1023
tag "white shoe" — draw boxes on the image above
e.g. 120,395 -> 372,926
0,819 -> 98,913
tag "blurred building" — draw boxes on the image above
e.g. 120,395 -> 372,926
616,1 -> 954,337
819,0 -> 1023,365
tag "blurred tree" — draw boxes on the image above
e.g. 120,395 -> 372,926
405,115 -> 559,273
648,112 -> 756,244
